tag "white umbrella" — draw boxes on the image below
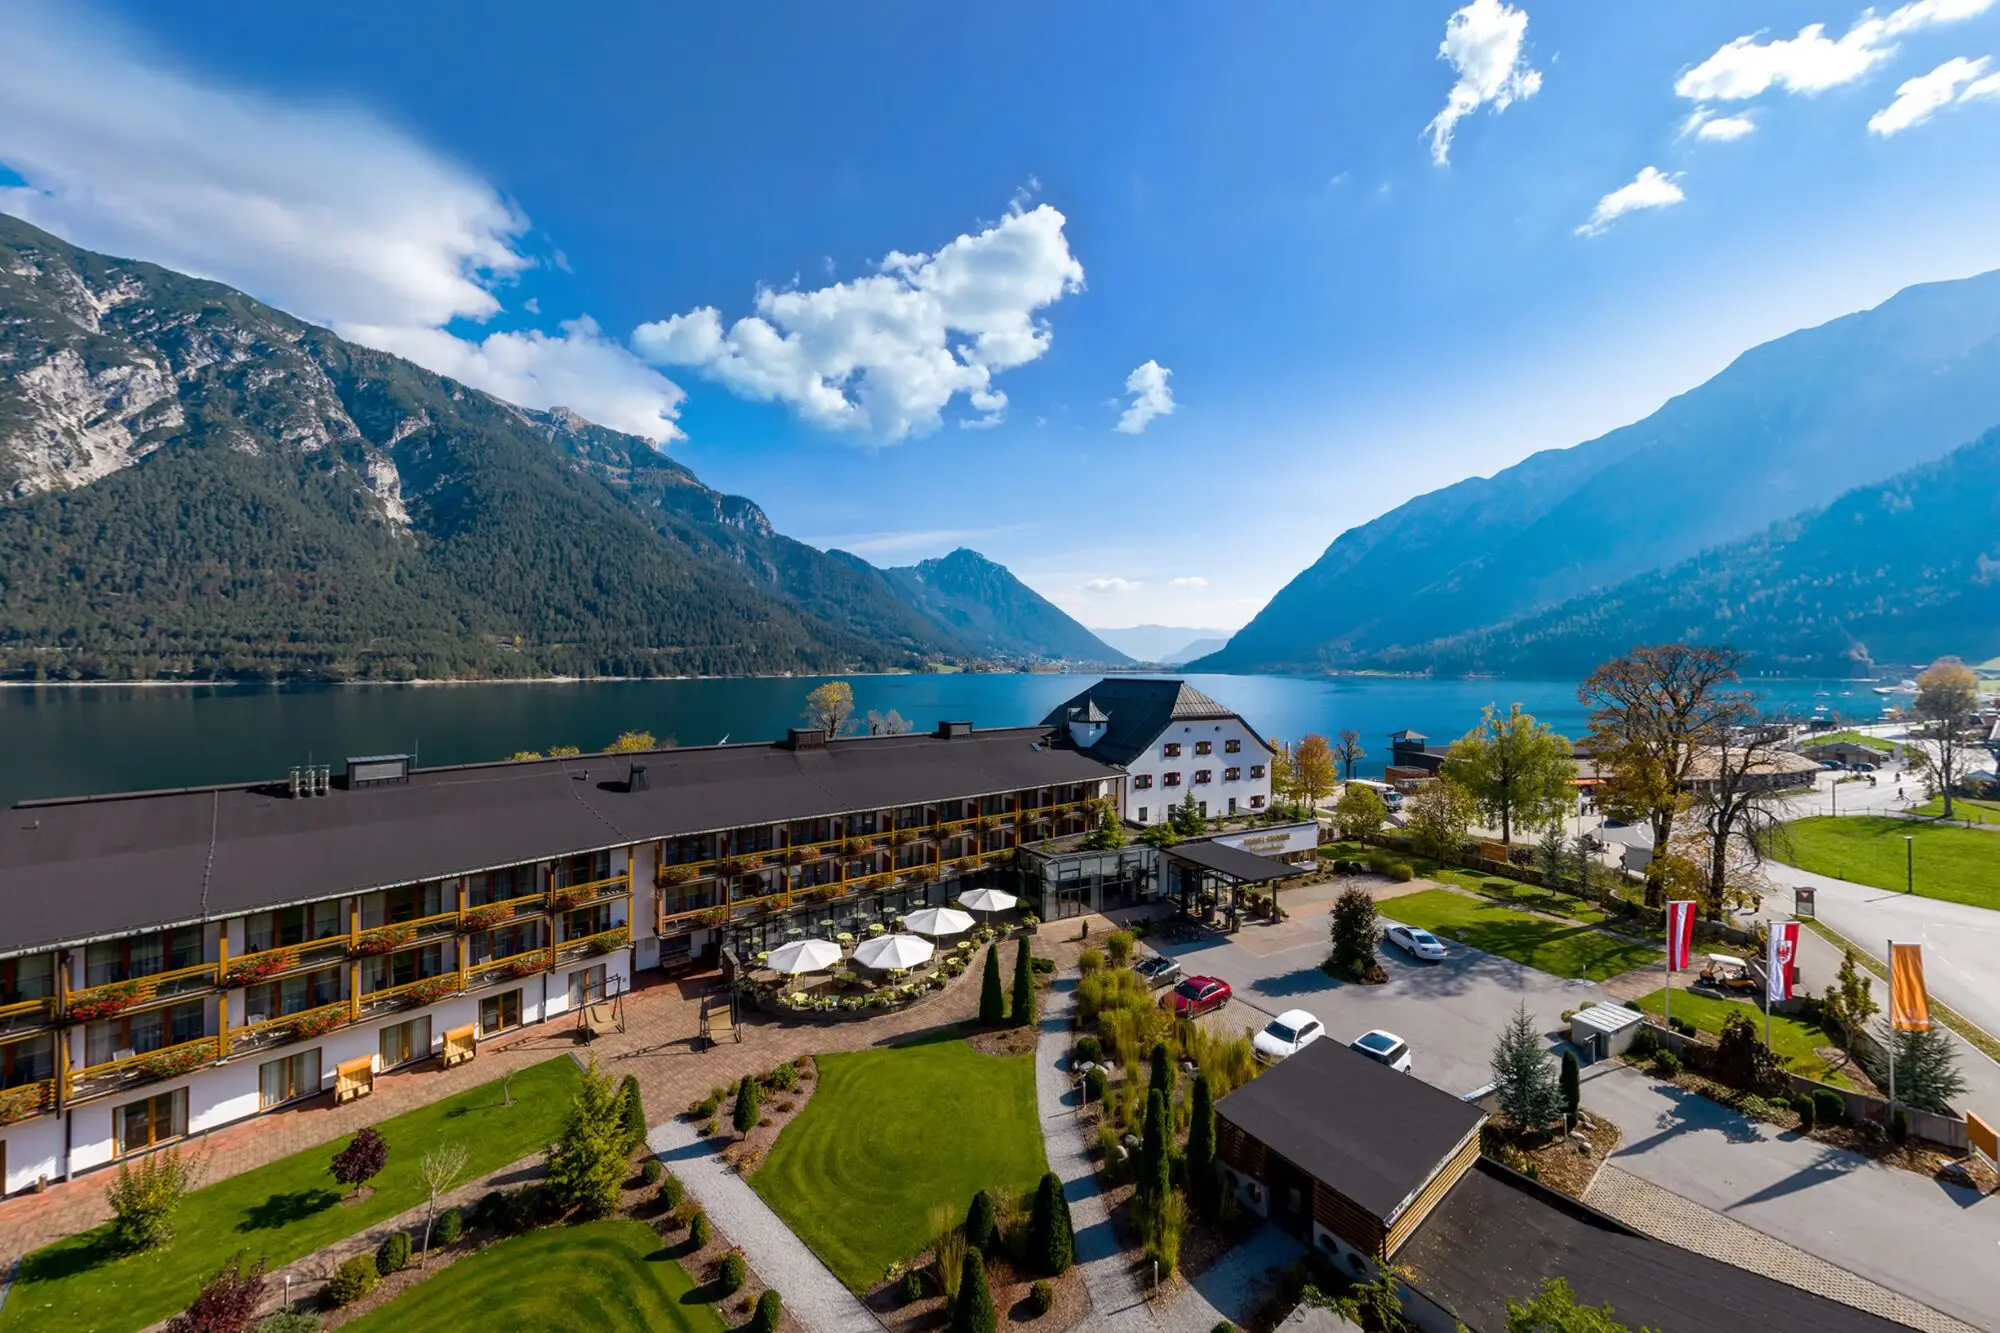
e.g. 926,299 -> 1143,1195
765,938 -> 843,975
903,906 -> 975,938
957,887 -> 1017,917
852,933 -> 936,970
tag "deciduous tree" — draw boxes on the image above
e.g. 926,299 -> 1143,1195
1293,734 -> 1338,810
605,730 -> 657,753
418,1142 -> 470,1264
108,1144 -> 204,1252
1684,710 -> 1792,917
864,708 -> 914,735
1506,1278 -> 1641,1332
1910,657 -> 1981,818
1406,777 -> 1476,863
1821,948 -> 1879,1058
1333,784 -> 1389,842
164,1253 -> 266,1333
802,680 -> 856,736
1269,740 -> 1298,806
331,1127 -> 388,1198
1335,728 -> 1366,781
1442,704 -> 1575,845
1580,645 -> 1750,905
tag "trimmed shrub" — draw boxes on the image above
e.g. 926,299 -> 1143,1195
471,1190 -> 506,1231
323,1255 -> 378,1309
657,1174 -> 686,1211
619,1074 -> 648,1153
733,1074 -> 761,1135
719,1250 -> 748,1295
980,945 -> 1006,1025
965,1190 -> 997,1252
1650,1050 -> 1681,1078
1628,1025 -> 1660,1059
750,1288 -> 783,1333
1012,936 -> 1035,1026
1028,1171 -> 1075,1276
1811,1088 -> 1847,1126
1028,1280 -> 1054,1317
1105,931 -> 1134,968
641,1157 -> 665,1187
899,1269 -> 925,1304
1389,863 -> 1414,883
1083,1068 -> 1108,1103
375,1229 -> 411,1276
1073,1035 -> 1103,1065
255,1313 -> 322,1333
1793,1094 -> 1816,1133
950,1250 -> 996,1333
166,1253 -> 267,1333
1078,948 -> 1104,975
432,1206 -> 463,1248
766,1061 -> 799,1090
690,1210 -> 712,1248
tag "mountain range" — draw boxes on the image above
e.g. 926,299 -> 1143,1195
0,214 -> 1118,680
1090,625 -> 1231,665
1196,266 -> 2000,676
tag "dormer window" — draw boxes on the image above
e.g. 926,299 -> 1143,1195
1163,742 -> 1182,758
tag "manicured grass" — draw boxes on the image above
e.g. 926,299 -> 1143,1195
342,1219 -> 724,1333
752,1035 -> 1046,1291
1631,987 -> 1854,1089
1,1057 -> 582,1333
1380,888 -> 1660,983
1321,840 -> 1656,936
1911,795 -> 2000,824
1809,729 -> 1894,754
1776,816 -> 2000,909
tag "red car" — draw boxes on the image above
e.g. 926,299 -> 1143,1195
1166,975 -> 1232,1018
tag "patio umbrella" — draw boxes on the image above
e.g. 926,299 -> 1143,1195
852,933 -> 936,970
903,906 -> 976,938
765,937 -> 843,975
957,887 -> 1017,922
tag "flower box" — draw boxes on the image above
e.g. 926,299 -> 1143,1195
402,977 -> 460,1007
67,981 -> 144,1021
658,864 -> 699,888
461,905 -> 510,932
503,957 -> 548,979
693,907 -> 729,928
0,1083 -> 50,1127
353,925 -> 416,956
141,1044 -> 214,1080
226,951 -> 297,985
587,926 -> 631,956
288,1009 -> 345,1040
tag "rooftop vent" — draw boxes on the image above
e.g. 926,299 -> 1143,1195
288,765 -> 332,797
936,721 -> 973,740
628,762 -> 649,792
345,754 -> 411,788
787,727 -> 827,750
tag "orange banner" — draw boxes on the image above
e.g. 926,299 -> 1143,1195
1970,1112 -> 1998,1164
1891,943 -> 1932,1032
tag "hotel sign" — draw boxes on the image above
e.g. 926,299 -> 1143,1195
1212,822 -> 1318,858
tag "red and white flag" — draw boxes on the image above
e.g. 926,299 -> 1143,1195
1766,920 -> 1800,1003
1665,900 -> 1696,972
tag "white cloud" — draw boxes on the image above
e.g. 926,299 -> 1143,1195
1424,0 -> 1543,166
1680,106 -> 1759,141
0,2 -> 686,442
633,204 -> 1084,441
1675,0 -> 1996,103
1170,576 -> 1208,588
1967,69 -> 2000,98
1113,359 -> 1177,434
1869,55 -> 1994,133
1082,577 -> 1141,594
1576,166 -> 1686,238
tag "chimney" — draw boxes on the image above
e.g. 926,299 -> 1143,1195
787,727 -> 827,750
935,721 -> 973,740
628,762 -> 649,791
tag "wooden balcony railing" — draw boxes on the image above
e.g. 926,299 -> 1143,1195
227,999 -> 351,1057
0,995 -> 55,1033
460,891 -> 549,932
67,1033 -> 219,1101
557,925 -> 630,961
0,1077 -> 55,1127
66,962 -> 218,1020
550,870 -> 631,911
359,973 -> 463,1015
466,951 -> 550,984
223,934 -> 349,986
654,799 -> 1092,883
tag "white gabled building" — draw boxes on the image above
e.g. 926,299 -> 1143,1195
1043,679 -> 1274,825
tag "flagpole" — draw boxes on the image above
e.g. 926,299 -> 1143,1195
1887,937 -> 1896,1122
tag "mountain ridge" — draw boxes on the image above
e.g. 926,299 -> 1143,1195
871,548 -> 1128,664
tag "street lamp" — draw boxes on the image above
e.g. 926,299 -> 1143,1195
1904,835 -> 1914,895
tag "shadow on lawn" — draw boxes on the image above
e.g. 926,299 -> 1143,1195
15,1227 -> 123,1284
237,1186 -> 341,1231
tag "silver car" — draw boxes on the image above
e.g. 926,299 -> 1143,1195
1134,954 -> 1183,989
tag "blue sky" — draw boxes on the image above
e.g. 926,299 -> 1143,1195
4,1 -> 2000,631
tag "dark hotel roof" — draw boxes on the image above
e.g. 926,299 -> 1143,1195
1041,678 -> 1270,766
1399,1160 -> 1908,1333
0,725 -> 1116,957
1214,1037 -> 1484,1222
1167,838 -> 1301,885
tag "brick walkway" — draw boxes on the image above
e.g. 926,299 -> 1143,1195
1584,1164 -> 1979,1333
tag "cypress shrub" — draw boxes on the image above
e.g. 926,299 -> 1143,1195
1148,1042 -> 1174,1102
1559,1049 -> 1581,1127
733,1074 -> 761,1135
690,1209 -> 712,1248
433,1206 -> 463,1247
1083,1068 -> 1108,1104
1028,1280 -> 1054,1317
375,1228 -> 411,1276
1011,936 -> 1035,1026
950,1249 -> 996,1333
657,1174 -> 685,1211
620,1074 -> 648,1152
1184,1074 -> 1216,1216
1028,1171 -> 1074,1276
719,1250 -> 748,1295
750,1288 -> 783,1333
1139,1090 -> 1170,1203
965,1190 -> 997,1252
980,945 -> 1006,1025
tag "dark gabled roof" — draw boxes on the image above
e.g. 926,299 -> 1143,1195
1400,1160 -> 1908,1333
1389,729 -> 1428,742
1070,700 -> 1109,724
1041,678 -> 1269,766
0,726 -> 1115,957
1214,1035 -> 1484,1222
1166,838 -> 1301,885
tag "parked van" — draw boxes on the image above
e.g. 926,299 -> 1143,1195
1347,778 -> 1403,812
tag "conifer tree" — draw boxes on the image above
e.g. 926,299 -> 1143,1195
980,943 -> 1006,1025
1011,935 -> 1035,1026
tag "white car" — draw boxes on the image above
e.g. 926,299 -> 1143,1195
1253,1009 -> 1326,1064
1350,1029 -> 1413,1074
1385,923 -> 1447,961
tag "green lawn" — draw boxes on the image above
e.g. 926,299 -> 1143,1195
1808,729 -> 1894,754
1631,987 -> 1855,1088
1776,816 -> 2000,909
1380,888 -> 1660,983
752,1035 -> 1045,1291
342,1219 -> 723,1333
1911,795 -> 2000,824
1,1057 -> 582,1333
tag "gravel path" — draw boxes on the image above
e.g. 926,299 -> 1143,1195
650,1119 -> 880,1333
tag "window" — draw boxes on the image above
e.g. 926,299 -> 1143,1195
0,954 -> 54,1004
557,850 -> 613,888
1136,807 -> 1148,824
1198,801 -> 1208,818
1224,767 -> 1241,782
1227,797 -> 1238,815
1250,765 -> 1266,780
1194,770 -> 1212,785
85,999 -> 205,1067
84,927 -> 203,987
115,1089 -> 186,1157
259,1050 -> 321,1108
1250,795 -> 1266,809
568,965 -> 608,1008
471,864 -> 537,907
1162,772 -> 1182,787
380,1016 -> 432,1067
479,990 -> 523,1037
242,966 -> 344,1025
474,920 -> 546,964
563,903 -> 613,944
362,944 -> 446,995
1225,739 -> 1242,754
243,902 -> 343,953
1194,741 -> 1212,756
1162,743 -> 1182,758
360,881 -> 445,929
1,1033 -> 54,1089
1131,773 -> 1153,790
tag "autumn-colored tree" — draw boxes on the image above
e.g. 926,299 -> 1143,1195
1293,734 -> 1338,810
605,730 -> 657,753
1684,714 -> 1791,917
1911,656 -> 1981,818
1579,645 -> 1750,905
1268,739 -> 1298,805
1442,703 -> 1575,844
802,680 -> 856,737
864,707 -> 913,735
331,1127 -> 388,1198
1334,728 -> 1366,781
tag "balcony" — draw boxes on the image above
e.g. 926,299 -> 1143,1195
352,909 -> 460,957
66,962 -> 218,1021
460,891 -> 548,933
0,994 -> 56,1038
358,973 -> 464,1018
227,999 -> 351,1059
68,1033 -> 219,1103
0,1077 -> 55,1127
556,925 -> 630,964
223,935 -> 349,987
551,871 -> 631,912
466,952 -> 551,987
